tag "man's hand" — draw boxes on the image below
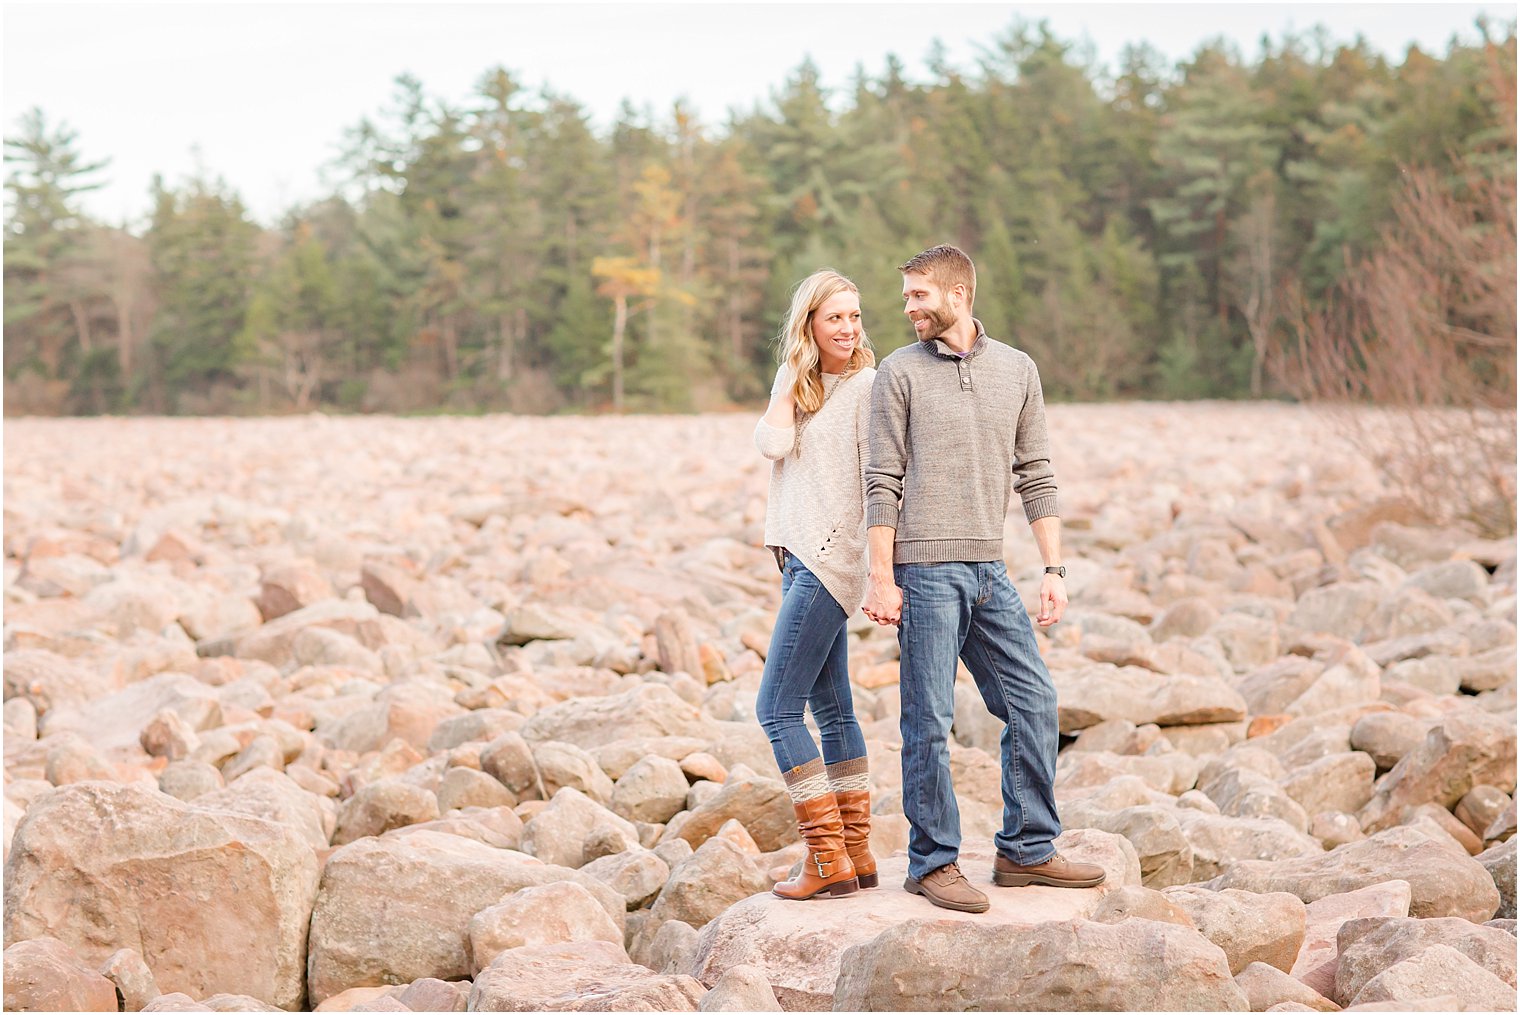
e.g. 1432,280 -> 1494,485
1035,573 -> 1067,627
863,572 -> 902,627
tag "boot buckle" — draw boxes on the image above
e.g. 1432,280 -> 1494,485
813,854 -> 835,877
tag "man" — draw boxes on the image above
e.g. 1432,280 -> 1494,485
863,243 -> 1104,913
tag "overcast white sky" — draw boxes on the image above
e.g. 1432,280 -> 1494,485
3,2 -> 1511,228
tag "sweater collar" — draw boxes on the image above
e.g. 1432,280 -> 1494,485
927,318 -> 989,361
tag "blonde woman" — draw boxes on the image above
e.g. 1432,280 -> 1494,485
753,269 -> 877,900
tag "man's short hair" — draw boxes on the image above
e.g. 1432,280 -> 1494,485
899,244 -> 976,308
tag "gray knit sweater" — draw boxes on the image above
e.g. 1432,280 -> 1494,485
865,321 -> 1058,564
755,365 -> 876,614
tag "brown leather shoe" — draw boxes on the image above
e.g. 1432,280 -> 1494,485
904,861 -> 989,913
834,789 -> 878,889
772,795 -> 859,900
993,851 -> 1106,888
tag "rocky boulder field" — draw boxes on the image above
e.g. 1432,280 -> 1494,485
2,404 -> 1515,1013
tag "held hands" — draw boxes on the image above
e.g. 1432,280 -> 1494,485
862,573 -> 902,627
1035,573 -> 1068,627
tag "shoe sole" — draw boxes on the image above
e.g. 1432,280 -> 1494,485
993,871 -> 1106,889
903,877 -> 989,913
772,877 -> 860,900
857,871 -> 879,889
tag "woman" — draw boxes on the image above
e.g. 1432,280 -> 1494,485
753,269 -> 877,900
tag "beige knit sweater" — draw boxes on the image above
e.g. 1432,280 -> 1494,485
754,364 -> 876,615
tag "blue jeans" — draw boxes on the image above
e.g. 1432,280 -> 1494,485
755,554 -> 868,773
895,560 -> 1062,879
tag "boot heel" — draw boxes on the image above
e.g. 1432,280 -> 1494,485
856,871 -> 879,889
823,877 -> 860,897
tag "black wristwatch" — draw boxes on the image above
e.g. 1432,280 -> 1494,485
1044,566 -> 1066,579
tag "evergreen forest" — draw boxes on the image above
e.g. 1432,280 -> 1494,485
4,20 -> 1515,416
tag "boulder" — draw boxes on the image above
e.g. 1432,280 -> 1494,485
1205,826 -> 1499,922
305,830 -> 623,1004
1281,752 -> 1377,818
427,709 -> 524,753
1203,768 -> 1311,832
532,740 -> 615,803
232,599 -> 389,668
691,843 -> 1123,1010
1349,713 -> 1430,771
674,771 -> 797,852
256,562 -> 334,622
1051,664 -> 1247,731
139,992 -> 214,1012
1174,810 -> 1324,881
833,918 -> 1248,1011
467,882 -> 625,974
1404,560 -> 1490,603
519,683 -> 720,749
469,941 -> 706,1012
1284,649 -> 1381,717
192,767 -> 330,851
1067,804 -> 1194,888
1477,839 -> 1515,920
100,946 -> 163,1011
581,848 -> 671,911
480,731 -> 543,800
1089,884 -> 1195,927
1346,945 -> 1514,1011
41,672 -> 222,756
1333,915 -> 1517,1005
1210,612 -> 1281,672
697,964 -> 781,1012
3,937 -> 120,1012
520,787 -> 641,869
1287,583 -> 1382,640
396,978 -> 468,1013
1162,886 -> 1308,974
1055,749 -> 1200,796
612,755 -> 691,824
1290,880 -> 1413,999
1234,962 -> 1337,1013
331,779 -> 439,845
4,782 -> 318,1010
435,767 -> 515,812
1358,712 -> 1517,834
399,805 -> 524,851
631,917 -> 702,975
316,681 -> 465,755
649,836 -> 768,930
158,760 -> 225,802
1455,785 -> 1512,838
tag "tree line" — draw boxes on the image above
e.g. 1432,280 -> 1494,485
4,20 -> 1515,415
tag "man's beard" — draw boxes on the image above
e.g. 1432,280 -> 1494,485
913,301 -> 958,340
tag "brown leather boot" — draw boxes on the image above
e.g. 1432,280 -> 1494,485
833,789 -> 878,889
771,795 -> 859,900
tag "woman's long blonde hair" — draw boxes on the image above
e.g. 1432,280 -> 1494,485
778,269 -> 875,413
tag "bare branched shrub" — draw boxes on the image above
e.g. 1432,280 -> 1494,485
1274,155 -> 1517,536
